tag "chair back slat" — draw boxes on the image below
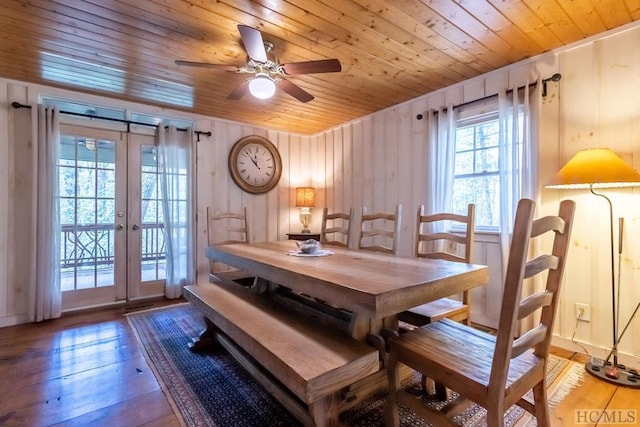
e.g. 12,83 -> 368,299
530,215 -> 566,238
511,324 -> 547,358
418,232 -> 468,245
358,205 -> 402,255
320,208 -> 353,248
524,254 -> 559,278
421,252 -> 467,263
518,291 -> 554,320
420,211 -> 470,223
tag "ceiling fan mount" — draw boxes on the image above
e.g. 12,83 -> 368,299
175,25 -> 342,103
262,40 -> 275,54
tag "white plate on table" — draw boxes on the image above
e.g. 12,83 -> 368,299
287,249 -> 334,257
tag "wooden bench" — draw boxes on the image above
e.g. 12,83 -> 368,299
183,283 -> 380,427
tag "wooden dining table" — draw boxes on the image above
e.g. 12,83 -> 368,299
204,240 -> 489,341
193,240 -> 490,424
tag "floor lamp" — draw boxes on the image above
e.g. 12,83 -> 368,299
546,148 -> 640,388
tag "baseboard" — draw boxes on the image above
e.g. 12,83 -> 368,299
552,335 -> 640,369
0,313 -> 30,328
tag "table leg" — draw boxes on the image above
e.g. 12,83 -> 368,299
188,317 -> 220,353
252,277 -> 271,294
348,314 -> 370,340
309,391 -> 340,427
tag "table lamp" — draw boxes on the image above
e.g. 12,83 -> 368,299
546,147 -> 640,388
295,187 -> 316,234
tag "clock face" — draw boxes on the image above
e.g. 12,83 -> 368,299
228,136 -> 282,194
236,142 -> 276,186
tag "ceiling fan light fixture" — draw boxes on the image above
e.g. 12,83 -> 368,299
248,74 -> 276,99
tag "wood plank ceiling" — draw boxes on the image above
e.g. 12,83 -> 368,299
1,0 -> 639,135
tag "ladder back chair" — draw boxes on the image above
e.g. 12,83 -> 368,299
206,207 -> 254,286
358,204 -> 403,255
398,204 -> 475,327
320,208 -> 353,248
385,198 -> 576,427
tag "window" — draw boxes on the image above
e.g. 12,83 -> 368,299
451,104 -> 525,231
452,111 -> 500,229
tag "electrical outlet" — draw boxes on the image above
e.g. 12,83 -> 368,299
575,303 -> 591,322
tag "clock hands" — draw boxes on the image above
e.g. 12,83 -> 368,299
244,150 -> 261,170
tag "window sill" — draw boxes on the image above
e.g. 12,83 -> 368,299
448,229 -> 500,244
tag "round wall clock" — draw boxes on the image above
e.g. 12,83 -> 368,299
228,135 -> 282,194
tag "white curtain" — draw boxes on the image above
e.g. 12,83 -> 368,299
496,80 -> 541,333
497,81 -> 540,277
425,106 -> 457,254
30,105 -> 62,321
426,105 -> 457,219
157,125 -> 196,299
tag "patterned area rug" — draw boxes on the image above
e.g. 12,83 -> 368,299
127,303 -> 583,427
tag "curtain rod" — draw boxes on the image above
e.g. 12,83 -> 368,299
10,102 -> 212,141
416,73 -> 562,120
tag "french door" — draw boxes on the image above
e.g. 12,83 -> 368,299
59,125 -> 165,310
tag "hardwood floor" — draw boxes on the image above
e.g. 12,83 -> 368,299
0,302 -> 636,427
546,347 -> 639,426
0,300 -> 183,427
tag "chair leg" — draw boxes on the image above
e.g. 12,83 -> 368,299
420,374 -> 431,393
486,407 -> 505,427
434,381 -> 449,401
384,350 -> 401,427
532,381 -> 550,427
420,374 -> 449,400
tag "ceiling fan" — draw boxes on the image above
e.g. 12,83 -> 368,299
175,25 -> 342,103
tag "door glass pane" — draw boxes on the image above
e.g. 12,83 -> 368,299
140,145 -> 166,282
59,136 -> 116,291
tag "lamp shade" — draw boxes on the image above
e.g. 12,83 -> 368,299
546,148 -> 640,189
295,187 -> 316,207
248,74 -> 276,100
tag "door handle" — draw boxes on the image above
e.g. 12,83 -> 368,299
132,224 -> 140,231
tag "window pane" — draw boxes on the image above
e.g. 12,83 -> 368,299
76,168 -> 96,198
97,169 -> 115,198
59,166 -> 76,197
456,151 -> 474,175
96,199 -> 114,224
475,146 -> 499,173
476,122 -> 499,148
453,175 -> 500,227
59,198 -> 75,224
77,198 -> 96,225
456,126 -> 475,151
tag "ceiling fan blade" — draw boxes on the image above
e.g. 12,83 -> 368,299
278,79 -> 314,103
282,59 -> 342,75
237,25 -> 268,63
227,80 -> 249,100
175,60 -> 239,71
